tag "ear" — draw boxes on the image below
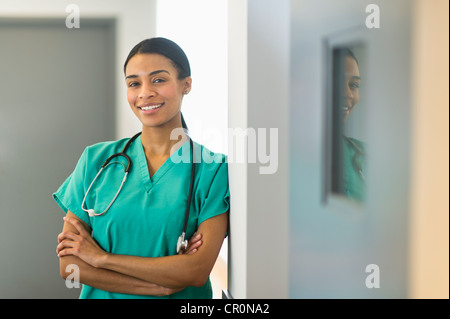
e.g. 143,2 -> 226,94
183,76 -> 192,95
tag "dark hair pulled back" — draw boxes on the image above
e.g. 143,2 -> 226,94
123,37 -> 191,80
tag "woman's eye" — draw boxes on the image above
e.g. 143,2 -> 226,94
350,82 -> 360,89
128,82 -> 139,88
153,78 -> 165,84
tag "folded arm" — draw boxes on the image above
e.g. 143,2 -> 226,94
58,210 -> 227,291
60,255 -> 175,296
58,211 -> 203,295
97,212 -> 228,288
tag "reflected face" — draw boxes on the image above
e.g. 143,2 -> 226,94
342,56 -> 360,122
125,53 -> 191,129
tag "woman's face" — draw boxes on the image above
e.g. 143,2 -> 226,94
125,53 -> 191,129
342,56 -> 360,122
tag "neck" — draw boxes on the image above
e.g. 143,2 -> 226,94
140,117 -> 187,157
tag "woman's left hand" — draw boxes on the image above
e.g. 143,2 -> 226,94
57,216 -> 107,268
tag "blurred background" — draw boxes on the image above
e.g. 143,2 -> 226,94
0,0 -> 448,299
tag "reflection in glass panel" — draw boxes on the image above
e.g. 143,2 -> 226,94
331,46 -> 367,202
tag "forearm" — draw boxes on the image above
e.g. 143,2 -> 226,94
60,256 -> 174,296
94,214 -> 228,289
98,253 -> 206,289
59,212 -> 227,291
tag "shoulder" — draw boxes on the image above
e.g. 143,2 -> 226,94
344,136 -> 366,153
194,142 -> 227,170
192,142 -> 229,190
195,142 -> 227,161
84,137 -> 130,158
78,137 -> 132,170
192,143 -> 230,216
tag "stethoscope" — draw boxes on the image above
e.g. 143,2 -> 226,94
81,130 -> 196,253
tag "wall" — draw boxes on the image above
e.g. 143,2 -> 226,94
0,18 -> 116,298
227,0 -> 248,298
289,0 -> 413,298
228,0 -> 290,299
0,0 -> 157,139
409,0 -> 449,299
224,0 -> 448,299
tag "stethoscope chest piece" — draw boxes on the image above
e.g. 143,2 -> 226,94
177,232 -> 188,254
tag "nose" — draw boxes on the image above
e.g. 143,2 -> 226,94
138,83 -> 156,99
344,83 -> 353,99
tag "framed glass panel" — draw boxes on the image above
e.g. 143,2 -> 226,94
323,32 -> 368,205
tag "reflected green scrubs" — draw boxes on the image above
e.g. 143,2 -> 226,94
343,136 -> 367,201
53,136 -> 230,299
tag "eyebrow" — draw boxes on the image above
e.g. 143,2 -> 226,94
125,69 -> 170,80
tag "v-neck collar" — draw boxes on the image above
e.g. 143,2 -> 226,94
135,135 -> 188,192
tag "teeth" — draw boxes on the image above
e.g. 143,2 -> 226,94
141,104 -> 162,111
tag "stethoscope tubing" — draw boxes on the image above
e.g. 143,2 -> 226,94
81,131 -> 196,253
81,167 -> 128,217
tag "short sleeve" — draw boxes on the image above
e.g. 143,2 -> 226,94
198,161 -> 230,225
52,148 -> 92,227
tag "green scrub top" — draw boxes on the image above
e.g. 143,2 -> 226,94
53,135 -> 230,299
343,136 -> 367,201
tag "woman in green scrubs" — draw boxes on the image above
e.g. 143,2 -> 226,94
341,48 -> 366,201
53,38 -> 230,299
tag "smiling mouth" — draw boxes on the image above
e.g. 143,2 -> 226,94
342,103 -> 353,112
137,103 -> 164,111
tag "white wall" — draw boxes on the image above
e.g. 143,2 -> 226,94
227,0 -> 248,299
228,0 -> 290,299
